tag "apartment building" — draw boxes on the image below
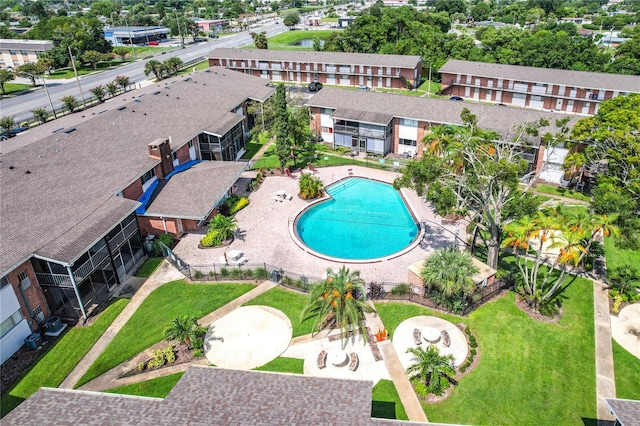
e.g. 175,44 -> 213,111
305,87 -> 575,182
439,59 -> 640,115
0,39 -> 53,69
208,48 -> 422,89
0,68 -> 273,353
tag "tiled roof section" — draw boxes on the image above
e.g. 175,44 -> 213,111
606,398 -> 640,426
144,161 -> 247,219
332,108 -> 395,125
439,59 -> 640,93
1,388 -> 162,425
209,48 -> 422,68
0,68 -> 274,274
306,87 -> 574,139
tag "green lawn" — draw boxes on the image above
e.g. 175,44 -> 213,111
135,257 -> 163,278
376,276 -> 596,425
242,131 -> 271,160
0,298 -> 129,418
372,379 -> 409,420
176,59 -> 209,76
612,340 -> 640,400
254,356 -> 304,374
535,184 -> 591,202
77,281 -> 255,388
243,287 -> 314,337
604,237 -> 640,271
1,82 -> 30,95
104,372 -> 184,398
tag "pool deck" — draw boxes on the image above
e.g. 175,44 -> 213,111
173,165 -> 468,283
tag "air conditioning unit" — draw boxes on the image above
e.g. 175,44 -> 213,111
35,312 -> 45,323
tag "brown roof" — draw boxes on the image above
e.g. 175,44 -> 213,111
0,68 -> 274,273
439,59 -> 640,93
144,161 -> 247,219
606,398 -> 640,426
209,48 -> 422,69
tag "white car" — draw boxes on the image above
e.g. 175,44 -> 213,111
169,42 -> 182,47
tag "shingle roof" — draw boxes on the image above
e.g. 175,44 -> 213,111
306,87 -> 575,139
0,68 -> 274,273
1,366 -> 408,425
210,48 -> 422,68
332,108 -> 395,125
439,59 -> 640,93
144,161 -> 247,219
606,398 -> 640,426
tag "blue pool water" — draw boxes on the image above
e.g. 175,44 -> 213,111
295,178 -> 418,260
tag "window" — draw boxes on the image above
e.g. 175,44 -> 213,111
531,95 -> 542,101
399,118 -> 418,127
321,126 -> 333,133
9,50 -> 16,54
188,140 -> 193,148
140,168 -> 156,185
399,138 -> 417,147
320,108 -> 334,115
17,271 -> 30,290
20,50 -> 28,55
0,309 -> 24,339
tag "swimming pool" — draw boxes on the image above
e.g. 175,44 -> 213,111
294,177 -> 419,261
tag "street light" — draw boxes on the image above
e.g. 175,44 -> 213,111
22,71 -> 57,120
67,45 -> 87,109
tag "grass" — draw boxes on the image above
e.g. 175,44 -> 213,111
254,357 -> 304,374
243,287 -> 314,337
612,340 -> 640,400
104,372 -> 184,398
604,237 -> 640,271
376,275 -> 596,425
77,281 -> 255,388
242,131 -> 271,160
0,298 -> 129,418
135,257 -> 163,278
245,30 -> 338,50
535,184 -> 591,202
175,59 -> 209,76
371,379 -> 409,420
1,82 -> 30,95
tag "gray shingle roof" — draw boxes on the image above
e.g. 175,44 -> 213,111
306,87 -> 575,139
210,48 -> 422,68
0,68 -> 274,273
332,108 -> 395,125
439,59 -> 640,93
144,161 -> 247,219
2,366 -> 408,425
606,398 -> 640,426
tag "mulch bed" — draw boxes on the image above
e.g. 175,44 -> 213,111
121,342 -> 200,378
1,345 -> 45,394
515,294 -> 561,323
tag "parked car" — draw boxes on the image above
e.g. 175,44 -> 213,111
169,42 -> 182,47
0,126 -> 28,140
449,96 -> 463,101
148,40 -> 159,46
308,81 -> 323,91
194,37 -> 208,42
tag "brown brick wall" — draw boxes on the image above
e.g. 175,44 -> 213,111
123,179 -> 143,201
309,107 -> 322,138
7,261 -> 51,329
137,217 -> 180,238
175,144 -> 191,163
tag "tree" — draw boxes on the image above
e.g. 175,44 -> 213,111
250,31 -> 268,49
405,345 -> 457,396
15,63 -> 45,86
113,46 -> 129,62
288,106 -> 313,168
164,316 -> 207,348
420,246 -> 479,296
115,75 -> 130,92
144,59 -> 165,80
274,83 -> 291,170
106,81 -> 119,97
300,266 -> 374,348
283,12 -> 301,28
0,116 -> 16,132
471,2 -> 492,21
247,97 -> 276,137
164,56 -> 183,75
208,214 -> 238,243
298,173 -> 325,199
30,108 -> 49,124
435,0 -> 467,15
0,69 -> 15,95
60,95 -> 79,113
89,85 -> 106,103
81,50 -> 106,70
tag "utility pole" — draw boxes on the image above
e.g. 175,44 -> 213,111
176,10 -> 183,47
124,16 -> 136,60
68,45 -> 87,109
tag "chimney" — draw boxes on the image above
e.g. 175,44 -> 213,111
148,138 -> 174,178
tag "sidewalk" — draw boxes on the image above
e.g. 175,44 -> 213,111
59,260 -> 184,389
593,280 -> 616,424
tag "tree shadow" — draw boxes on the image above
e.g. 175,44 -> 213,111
371,401 -> 397,419
234,228 -> 247,242
420,223 -> 456,250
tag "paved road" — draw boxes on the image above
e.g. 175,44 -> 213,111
1,23 -> 287,123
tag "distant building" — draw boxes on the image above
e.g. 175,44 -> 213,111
194,19 -> 229,33
0,39 -> 53,69
103,26 -> 170,46
338,17 -> 355,28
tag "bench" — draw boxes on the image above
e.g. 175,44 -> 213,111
349,352 -> 359,371
317,350 -> 327,369
413,328 -> 422,345
441,330 -> 451,348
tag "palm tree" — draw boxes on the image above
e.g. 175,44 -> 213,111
115,75 -> 130,92
420,246 -> 478,296
144,60 -> 164,81
406,345 -> 457,396
30,108 -> 48,124
0,115 -> 16,132
60,95 -> 79,113
298,173 -> 324,199
300,266 -> 374,348
164,316 -> 207,348
209,214 -> 237,242
164,56 -> 183,76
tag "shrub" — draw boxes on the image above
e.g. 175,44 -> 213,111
193,349 -> 204,358
152,233 -> 175,256
612,294 -> 623,314
391,284 -> 411,296
230,267 -> 243,279
229,197 -> 249,214
459,361 -> 471,372
193,270 -> 203,279
242,268 -> 254,278
469,334 -> 477,348
163,345 -> 176,364
200,232 -> 218,247
470,348 -> 477,357
137,362 -> 145,372
191,336 -> 204,351
220,267 -> 229,277
253,267 -> 268,280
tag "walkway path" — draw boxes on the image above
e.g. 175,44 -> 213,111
60,260 -> 184,389
78,280 -> 277,392
365,310 -> 429,423
593,279 -> 616,424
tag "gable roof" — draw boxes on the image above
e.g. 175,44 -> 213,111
606,398 -> 640,426
209,48 -> 422,68
0,68 -> 274,273
439,60 -> 640,93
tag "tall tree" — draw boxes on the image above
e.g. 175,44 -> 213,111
0,69 -> 15,95
15,63 -> 45,86
144,59 -> 165,80
274,83 -> 291,170
283,11 -> 301,28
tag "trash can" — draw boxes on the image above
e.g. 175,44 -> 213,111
144,234 -> 155,254
271,269 -> 281,283
24,333 -> 42,350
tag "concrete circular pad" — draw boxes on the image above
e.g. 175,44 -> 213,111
204,305 -> 292,370
611,303 -> 640,360
393,316 -> 468,368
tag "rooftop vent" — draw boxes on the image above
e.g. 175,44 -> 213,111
134,99 -> 141,103
25,170 -> 31,174
99,110 -> 108,114
9,166 -> 14,169
153,91 -> 161,95
184,77 -> 192,82
63,128 -> 76,134
52,127 -> 65,133
117,106 -> 126,111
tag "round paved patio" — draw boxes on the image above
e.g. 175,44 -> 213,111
204,305 -> 292,369
393,316 -> 468,368
610,303 -> 640,359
